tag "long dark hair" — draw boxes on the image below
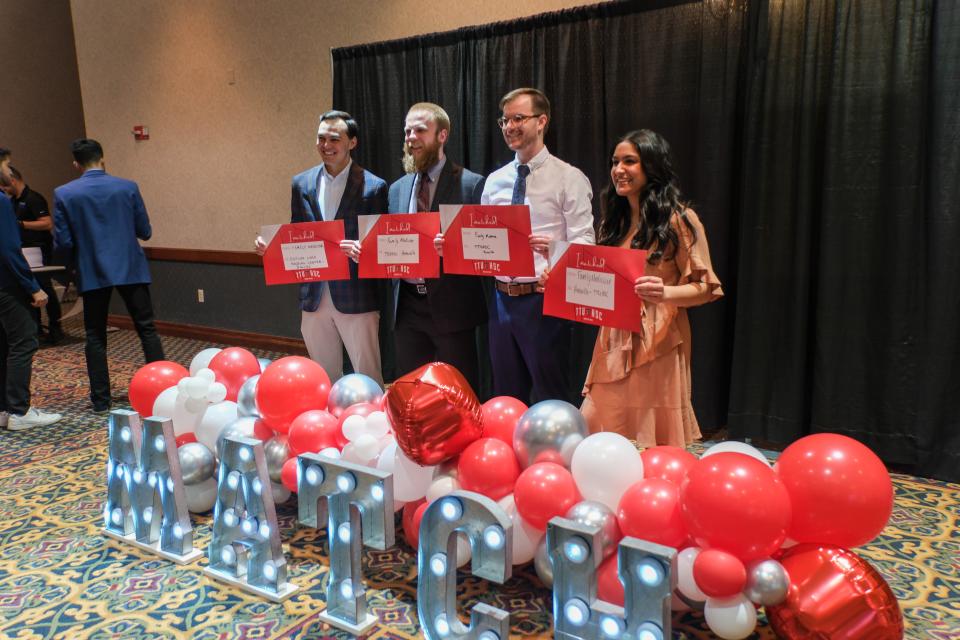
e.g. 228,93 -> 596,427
597,129 -> 695,263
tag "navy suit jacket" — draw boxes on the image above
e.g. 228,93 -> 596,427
292,161 -> 388,314
53,169 -> 152,293
387,160 -> 487,334
0,195 -> 40,295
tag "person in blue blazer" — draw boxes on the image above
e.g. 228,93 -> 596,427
256,111 -> 388,384
53,139 -> 165,412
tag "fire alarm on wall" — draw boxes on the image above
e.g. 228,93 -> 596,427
133,125 -> 150,141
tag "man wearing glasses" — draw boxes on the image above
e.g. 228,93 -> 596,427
480,87 -> 595,404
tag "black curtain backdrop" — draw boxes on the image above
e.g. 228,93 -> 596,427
332,0 -> 960,482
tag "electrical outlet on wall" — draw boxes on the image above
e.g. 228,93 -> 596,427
197,289 -> 205,303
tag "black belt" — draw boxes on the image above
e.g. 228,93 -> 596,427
401,281 -> 428,296
495,280 -> 539,296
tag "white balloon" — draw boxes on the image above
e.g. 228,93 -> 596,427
271,482 -> 292,504
364,411 -> 391,438
185,477 -> 218,513
319,447 -> 342,459
390,445 -> 436,502
152,385 -> 179,420
195,401 -> 240,453
177,378 -> 191,395
701,441 -> 771,467
570,432 -> 644,510
195,368 -> 216,383
704,594 -> 758,640
455,531 -> 471,568
676,546 -> 708,602
342,414 -> 368,442
206,382 -> 227,404
376,442 -> 397,474
498,494 -> 544,565
341,442 -> 377,466
426,475 -> 460,503
185,377 -> 209,400
184,396 -> 209,414
190,348 -> 222,376
171,393 -> 204,437
352,433 -> 380,461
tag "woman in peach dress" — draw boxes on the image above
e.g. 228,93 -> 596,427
580,130 -> 723,449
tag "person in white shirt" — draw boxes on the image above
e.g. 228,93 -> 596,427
480,88 -> 595,403
255,111 -> 387,383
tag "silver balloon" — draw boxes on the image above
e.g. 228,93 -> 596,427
565,500 -> 622,560
237,374 -> 260,417
533,538 -> 553,588
177,442 -> 216,485
184,477 -> 218,513
216,416 -> 262,458
513,399 -> 588,468
257,357 -> 272,373
326,373 -> 384,417
744,559 -> 790,606
264,435 -> 290,484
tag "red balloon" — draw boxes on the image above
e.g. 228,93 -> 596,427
256,356 -> 331,434
457,438 -> 521,501
617,478 -> 687,548
280,457 -> 299,493
128,361 -> 189,417
175,432 -> 197,447
596,554 -> 624,606
775,433 -> 893,548
680,452 -> 791,561
402,499 -> 428,549
386,362 -> 483,466
207,347 -> 261,401
641,446 -> 698,485
767,545 -> 903,640
288,410 -> 344,454
514,462 -> 581,530
692,548 -> 747,597
252,419 -> 274,442
480,396 -> 528,445
336,402 -> 378,440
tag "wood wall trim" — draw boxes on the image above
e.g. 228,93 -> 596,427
107,315 -> 307,356
144,247 -> 262,266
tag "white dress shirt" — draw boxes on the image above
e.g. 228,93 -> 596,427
318,160 -> 352,221
481,146 -> 594,282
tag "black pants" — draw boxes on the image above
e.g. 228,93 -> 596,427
394,283 -> 480,393
82,283 -> 165,409
0,286 -> 39,416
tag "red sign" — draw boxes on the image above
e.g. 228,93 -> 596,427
358,213 -> 441,279
543,242 -> 648,331
439,204 -> 535,277
260,221 -> 350,285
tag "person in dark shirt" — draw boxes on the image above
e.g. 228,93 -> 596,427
0,166 -> 63,343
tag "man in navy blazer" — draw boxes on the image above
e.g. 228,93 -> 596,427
257,111 -> 387,383
345,103 -> 486,391
53,139 -> 165,411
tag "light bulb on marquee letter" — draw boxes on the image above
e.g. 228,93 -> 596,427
102,410 -> 201,563
548,517 -> 676,640
204,436 -> 298,601
418,490 -> 513,640
296,453 -> 394,635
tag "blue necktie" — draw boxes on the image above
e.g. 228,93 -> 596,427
512,164 -> 530,205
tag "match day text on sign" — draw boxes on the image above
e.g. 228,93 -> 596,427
565,267 -> 615,310
377,234 -> 420,264
461,228 -> 510,261
281,241 -> 328,271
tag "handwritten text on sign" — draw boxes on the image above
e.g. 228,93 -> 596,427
565,267 -> 615,310
461,228 -> 510,261
377,234 -> 420,264
281,241 -> 328,271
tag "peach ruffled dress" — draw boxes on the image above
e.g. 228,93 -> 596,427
580,209 -> 723,448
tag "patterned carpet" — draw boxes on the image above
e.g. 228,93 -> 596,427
0,318 -> 957,639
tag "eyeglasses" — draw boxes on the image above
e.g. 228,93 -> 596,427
497,113 -> 542,129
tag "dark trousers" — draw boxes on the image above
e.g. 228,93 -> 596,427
394,283 -> 481,393
0,287 -> 39,415
82,283 -> 165,409
488,289 -> 572,405
32,274 -> 62,332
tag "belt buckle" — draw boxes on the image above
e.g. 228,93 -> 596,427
416,284 -> 427,295
507,282 -> 521,296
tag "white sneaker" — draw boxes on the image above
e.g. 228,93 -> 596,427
8,408 -> 63,431
0,412 -> 7,428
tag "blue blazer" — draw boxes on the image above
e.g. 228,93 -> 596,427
292,161 -> 388,314
387,160 -> 487,333
0,196 -> 40,295
53,169 -> 152,293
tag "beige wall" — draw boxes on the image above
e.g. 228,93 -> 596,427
1,0 -> 85,204
70,0 -> 604,250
